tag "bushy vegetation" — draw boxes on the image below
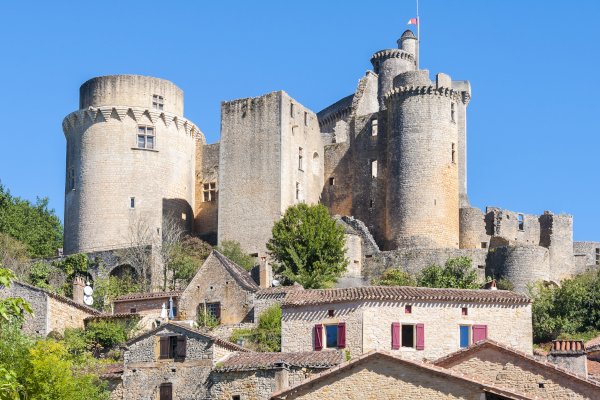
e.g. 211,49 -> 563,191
267,204 -> 347,289
530,270 -> 600,343
372,268 -> 415,286
217,240 -> 255,271
230,304 -> 282,352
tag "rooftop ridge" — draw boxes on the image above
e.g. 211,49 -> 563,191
13,280 -> 101,315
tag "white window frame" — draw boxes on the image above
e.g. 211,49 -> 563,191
137,125 -> 155,150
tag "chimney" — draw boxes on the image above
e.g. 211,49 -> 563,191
547,340 -> 588,378
72,275 -> 86,304
259,256 -> 273,289
484,279 -> 497,290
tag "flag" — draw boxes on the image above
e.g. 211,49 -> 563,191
407,17 -> 418,25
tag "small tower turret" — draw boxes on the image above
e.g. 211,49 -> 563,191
397,29 -> 418,63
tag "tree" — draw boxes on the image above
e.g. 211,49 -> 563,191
117,214 -> 155,291
230,304 -> 281,352
0,267 -> 32,324
372,268 -> 416,286
217,240 -> 255,271
267,203 -> 347,289
0,233 -> 29,279
0,183 -> 63,258
416,257 -> 480,289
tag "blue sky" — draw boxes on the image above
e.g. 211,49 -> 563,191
0,1 -> 598,241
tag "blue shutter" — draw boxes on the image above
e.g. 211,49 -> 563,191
460,325 -> 470,348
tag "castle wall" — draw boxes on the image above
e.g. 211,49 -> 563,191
459,207 -> 489,249
384,72 -> 460,249
371,48 -> 416,108
488,245 -> 551,293
539,212 -> 575,281
195,142 -> 220,244
63,76 -> 200,266
321,142 -> 352,216
485,207 -> 540,247
452,80 -> 471,207
573,241 -> 600,268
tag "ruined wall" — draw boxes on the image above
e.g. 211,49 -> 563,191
486,207 -> 540,247
195,142 -> 220,244
573,241 -> 600,268
385,72 -> 460,249
459,207 -> 489,249
488,245 -> 551,293
540,212 -> 575,281
321,143 -> 352,216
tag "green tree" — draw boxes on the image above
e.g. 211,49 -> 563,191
166,236 -> 212,290
0,183 -> 63,258
371,268 -> 416,286
230,304 -> 281,352
217,240 -> 256,271
92,272 -> 141,312
416,257 -> 480,289
267,204 -> 347,288
0,267 -> 32,324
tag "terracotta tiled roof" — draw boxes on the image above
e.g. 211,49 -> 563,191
270,351 -> 536,400
215,350 -> 344,372
255,284 -> 304,300
113,291 -> 182,302
99,363 -> 124,379
433,340 -> 600,389
212,250 -> 259,292
125,322 -> 249,353
586,335 -> 600,350
282,286 -> 531,308
84,312 -> 140,322
13,281 -> 101,315
588,360 -> 600,383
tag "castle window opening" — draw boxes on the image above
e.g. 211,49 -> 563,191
371,119 -> 378,136
370,159 -> 378,178
137,126 -> 155,149
451,102 -> 456,122
67,167 -> 75,191
181,213 -> 187,221
329,177 -> 335,186
595,248 -> 599,265
451,143 -> 456,164
290,103 -> 294,117
203,182 -> 216,202
518,214 -> 524,231
295,182 -> 300,201
481,242 -> 487,249
130,197 -> 135,209
304,111 -> 308,126
152,94 -> 164,111
298,147 -> 304,171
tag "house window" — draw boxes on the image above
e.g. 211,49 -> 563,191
152,95 -> 164,110
314,323 -> 346,350
404,305 -> 412,314
325,325 -> 338,348
203,182 -> 217,202
130,197 -> 135,209
451,102 -> 456,122
460,325 -> 471,348
462,307 -> 468,316
137,126 -> 155,149
518,214 -> 524,231
232,396 -> 241,400
328,309 -> 335,317
451,143 -> 456,164
370,160 -> 378,178
159,335 -> 186,359
130,308 -> 137,313
159,383 -> 172,400
67,167 -> 75,191
298,147 -> 304,171
371,119 -> 378,136
401,324 -> 414,348
304,111 -> 308,126
200,302 -> 221,322
329,177 -> 335,186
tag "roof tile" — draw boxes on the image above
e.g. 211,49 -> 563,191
215,350 -> 344,372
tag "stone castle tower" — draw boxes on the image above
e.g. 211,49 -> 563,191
61,33 -> 600,292
62,76 -> 203,264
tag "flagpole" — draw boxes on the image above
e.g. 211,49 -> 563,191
416,0 -> 420,69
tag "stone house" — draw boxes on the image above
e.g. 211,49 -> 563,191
113,291 -> 181,316
270,350 -> 532,400
434,339 -> 600,399
0,280 -> 100,335
117,322 -> 248,399
177,250 -> 259,324
280,286 -> 532,360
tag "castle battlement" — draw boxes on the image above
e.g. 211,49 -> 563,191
384,85 -> 468,104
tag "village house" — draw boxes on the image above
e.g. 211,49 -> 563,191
280,286 -> 532,360
0,280 -> 100,335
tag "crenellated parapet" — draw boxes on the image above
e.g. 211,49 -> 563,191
370,49 -> 415,66
62,106 -> 206,144
384,85 -> 469,105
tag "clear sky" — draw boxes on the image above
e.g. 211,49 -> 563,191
0,1 -> 598,241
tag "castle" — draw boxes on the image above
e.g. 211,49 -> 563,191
61,30 -> 600,292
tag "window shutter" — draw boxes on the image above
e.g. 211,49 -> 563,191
416,323 -> 425,350
472,325 -> 488,343
176,336 -> 187,359
314,324 -> 323,351
159,336 -> 169,359
391,322 -> 400,350
159,383 -> 172,400
337,322 -> 346,348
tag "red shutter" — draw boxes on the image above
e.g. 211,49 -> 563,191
391,322 -> 400,350
159,336 -> 169,359
472,325 -> 488,343
416,323 -> 425,350
314,324 -> 323,351
337,322 -> 346,348
176,336 -> 187,359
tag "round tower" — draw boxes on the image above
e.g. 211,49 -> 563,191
370,30 -> 418,108
384,70 -> 462,249
62,75 -> 204,257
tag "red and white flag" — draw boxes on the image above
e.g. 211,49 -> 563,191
407,17 -> 418,25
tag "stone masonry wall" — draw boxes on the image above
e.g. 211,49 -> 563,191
46,295 -> 96,333
280,355 -> 483,400
573,241 -> 600,269
488,245 -> 551,293
445,347 -> 599,399
195,142 -> 220,244
0,282 -> 47,335
113,296 -> 177,316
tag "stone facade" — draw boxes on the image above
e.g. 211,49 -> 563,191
280,286 -> 532,360
0,281 -> 100,336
